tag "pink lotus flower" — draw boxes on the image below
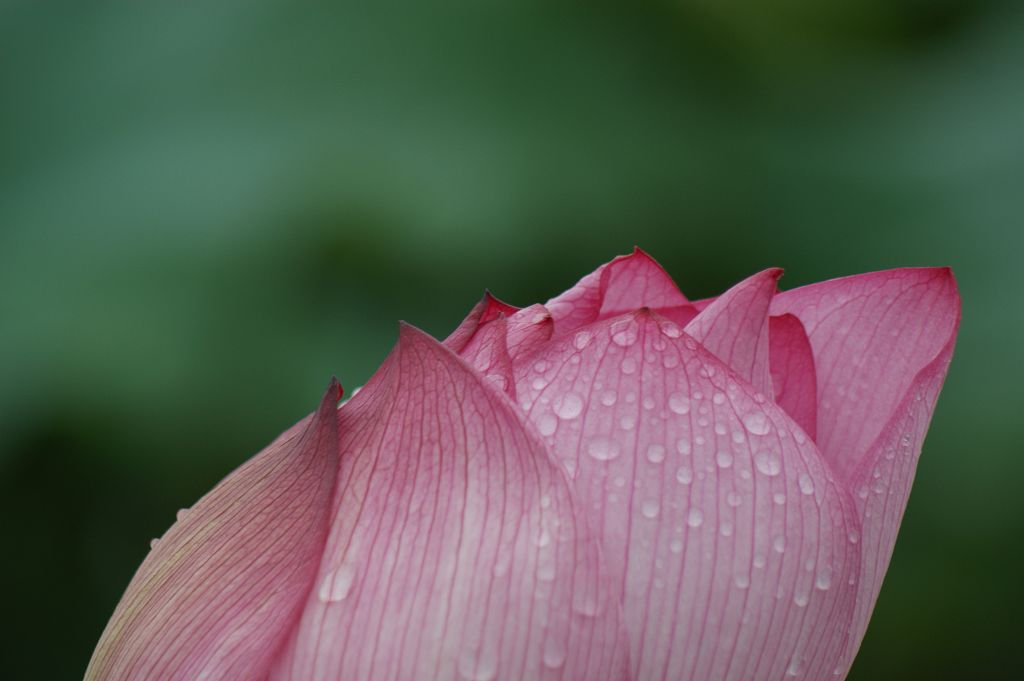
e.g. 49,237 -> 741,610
87,249 -> 959,681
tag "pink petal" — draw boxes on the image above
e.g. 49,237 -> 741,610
86,380 -> 343,681
444,291 -> 520,353
460,314 -> 517,398
514,311 -> 859,681
770,268 -> 959,481
768,314 -> 818,440
684,269 -> 781,396
272,324 -> 630,681
505,304 -> 555,361
546,248 -> 694,335
771,269 -> 960,671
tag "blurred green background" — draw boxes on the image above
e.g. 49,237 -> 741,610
1,1 -> 1021,678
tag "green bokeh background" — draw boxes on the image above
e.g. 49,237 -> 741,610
1,1 -> 1021,679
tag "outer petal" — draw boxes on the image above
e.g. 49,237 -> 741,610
514,311 -> 860,681
768,314 -> 818,440
86,380 -> 342,681
770,268 -> 959,481
545,248 -> 695,335
271,324 -> 630,681
684,268 -> 781,396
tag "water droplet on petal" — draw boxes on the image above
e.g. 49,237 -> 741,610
676,466 -> 693,484
646,444 -> 666,464
743,412 -> 772,435
458,649 -> 498,681
641,500 -> 660,519
668,393 -> 691,415
754,451 -> 782,476
542,637 -> 568,669
573,330 -> 592,350
553,392 -> 584,420
318,563 -> 357,603
587,436 -> 621,461
716,450 -> 733,468
798,473 -> 815,495
537,413 -> 558,437
610,319 -> 639,347
686,508 -> 704,528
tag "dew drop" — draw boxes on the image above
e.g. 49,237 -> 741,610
149,538 -> 159,549
661,322 -> 682,338
669,538 -> 684,554
176,508 -> 189,522
620,357 -> 638,374
668,393 -> 691,415
646,444 -> 667,464
686,508 -> 704,528
610,319 -> 639,347
720,521 -> 734,537
641,500 -> 660,519
815,568 -> 832,591
735,573 -> 750,589
793,590 -> 809,607
663,354 -> 680,369
716,450 -> 734,468
773,492 -> 787,505
531,377 -> 547,391
458,649 -> 498,681
587,436 -> 621,461
542,637 -> 568,669
726,491 -> 742,507
773,535 -> 787,553
676,438 -> 692,455
753,553 -> 767,569
754,451 -> 782,476
537,413 -> 558,437
743,412 -> 771,435
573,330 -> 592,350
318,563 -> 357,603
675,466 -> 694,484
712,392 -> 726,405
600,390 -> 617,406
553,392 -> 584,420
798,473 -> 815,495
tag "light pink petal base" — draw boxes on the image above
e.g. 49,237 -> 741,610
271,325 -> 630,681
86,381 -> 343,681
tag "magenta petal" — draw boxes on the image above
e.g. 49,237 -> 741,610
515,311 -> 859,681
271,324 -> 630,681
771,268 -> 959,481
546,248 -> 692,335
768,314 -> 818,440
684,269 -> 781,396
86,381 -> 342,681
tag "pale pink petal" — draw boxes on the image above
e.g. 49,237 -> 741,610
768,314 -> 818,440
460,315 -> 517,398
506,304 -> 555,361
546,248 -> 693,335
86,380 -> 343,681
684,269 -> 781,396
444,291 -> 520,353
770,268 -> 959,481
514,311 -> 859,681
272,324 -> 630,681
771,269 -> 960,674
